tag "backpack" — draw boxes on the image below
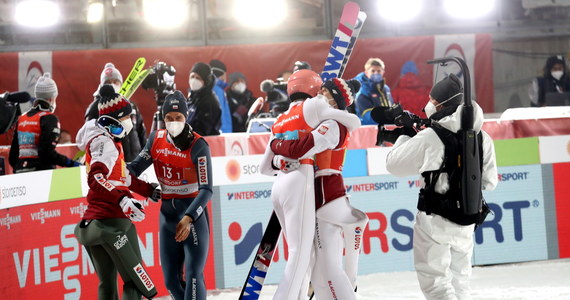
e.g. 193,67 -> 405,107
417,122 -> 490,226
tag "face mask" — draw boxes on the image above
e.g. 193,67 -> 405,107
120,118 -> 133,136
189,78 -> 203,91
165,121 -> 185,137
370,73 -> 383,83
232,82 -> 247,94
112,83 -> 122,93
424,101 -> 437,118
552,70 -> 563,80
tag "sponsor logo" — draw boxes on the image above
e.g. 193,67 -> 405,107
69,203 -> 89,218
345,181 -> 399,192
19,120 -> 39,127
1,185 -> 27,200
354,226 -> 362,250
226,159 -> 241,182
198,156 -> 208,185
30,208 -> 61,224
318,125 -> 329,135
94,173 -> 114,191
230,140 -> 245,156
196,206 -> 203,217
228,221 -> 288,266
25,61 -> 44,91
227,190 -> 271,201
155,148 -> 187,158
114,235 -> 128,250
408,179 -> 422,188
191,224 -> 198,245
158,131 -> 164,138
0,213 -> 22,230
273,114 -> 300,129
498,172 -> 529,182
328,280 -> 338,300
134,263 -> 155,291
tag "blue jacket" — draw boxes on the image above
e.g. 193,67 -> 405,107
214,79 -> 233,133
354,72 -> 394,125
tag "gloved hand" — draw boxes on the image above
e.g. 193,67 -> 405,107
148,183 -> 161,202
273,155 -> 300,173
377,126 -> 417,145
119,197 -> 145,222
66,158 -> 82,167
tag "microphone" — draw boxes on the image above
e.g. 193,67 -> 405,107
260,79 -> 275,93
5,91 -> 32,103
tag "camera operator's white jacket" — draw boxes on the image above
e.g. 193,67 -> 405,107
386,102 -> 497,193
385,102 -> 498,300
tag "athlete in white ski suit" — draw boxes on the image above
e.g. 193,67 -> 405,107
385,74 -> 498,300
260,70 -> 360,300
270,78 -> 368,300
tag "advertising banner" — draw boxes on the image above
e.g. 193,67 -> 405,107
493,137 -> 540,166
367,147 -> 392,176
0,169 -> 52,209
553,162 -> 570,258
539,135 -> 570,164
211,155 -> 275,186
0,198 -> 217,299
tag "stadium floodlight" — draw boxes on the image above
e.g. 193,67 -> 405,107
443,0 -> 495,19
377,0 -> 422,22
15,0 -> 60,27
143,0 -> 188,29
233,0 -> 287,28
87,0 -> 104,24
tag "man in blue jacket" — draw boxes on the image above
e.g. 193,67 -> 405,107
210,59 -> 233,133
353,58 -> 394,125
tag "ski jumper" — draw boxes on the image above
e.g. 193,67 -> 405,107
386,103 -> 498,300
73,120 -> 157,300
129,129 -> 213,300
260,95 -> 360,300
271,119 -> 368,300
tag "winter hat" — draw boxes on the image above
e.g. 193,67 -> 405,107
400,61 -> 419,76
191,62 -> 213,86
429,73 -> 463,107
100,62 -> 123,85
293,61 -> 311,72
228,72 -> 247,86
322,78 -> 361,110
209,59 -> 227,78
35,73 -> 58,100
98,85 -> 132,119
162,90 -> 188,119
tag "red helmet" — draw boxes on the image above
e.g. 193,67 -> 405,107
287,69 -> 323,98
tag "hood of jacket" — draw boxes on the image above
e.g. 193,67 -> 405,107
434,101 -> 485,134
76,119 -> 110,151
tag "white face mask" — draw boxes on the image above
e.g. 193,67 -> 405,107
552,70 -> 564,80
165,121 -> 185,137
120,118 -> 133,137
189,78 -> 203,91
232,82 -> 247,94
424,101 -> 437,118
112,83 -> 122,93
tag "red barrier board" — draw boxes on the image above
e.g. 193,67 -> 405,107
0,198 -> 216,299
553,162 -> 570,258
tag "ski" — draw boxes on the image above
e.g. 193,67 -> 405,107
321,2 -> 360,81
238,3 -> 364,300
119,57 -> 146,97
122,68 -> 150,99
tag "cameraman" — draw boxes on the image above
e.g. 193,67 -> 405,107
384,74 -> 498,300
85,63 -> 147,162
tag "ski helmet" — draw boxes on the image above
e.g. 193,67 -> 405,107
287,69 -> 323,99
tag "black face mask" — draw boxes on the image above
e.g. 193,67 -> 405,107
170,124 -> 193,151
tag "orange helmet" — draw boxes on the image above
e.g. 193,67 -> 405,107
287,69 -> 323,99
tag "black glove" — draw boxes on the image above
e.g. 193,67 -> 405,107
148,183 -> 161,202
376,126 -> 417,145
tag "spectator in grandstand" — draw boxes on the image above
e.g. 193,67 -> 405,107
353,58 -> 394,124
209,59 -> 233,133
128,91 -> 213,300
187,62 -> 221,136
9,73 -> 81,173
226,72 -> 256,132
74,84 -> 159,300
528,55 -> 570,107
391,61 -> 431,118
85,62 -> 147,162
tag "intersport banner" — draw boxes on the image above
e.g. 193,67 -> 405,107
0,198 -> 217,299
0,34 -> 493,145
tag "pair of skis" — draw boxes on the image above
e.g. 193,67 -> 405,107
238,2 -> 367,299
120,57 -> 150,99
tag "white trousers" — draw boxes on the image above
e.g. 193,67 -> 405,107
272,165 -> 315,300
413,211 -> 475,300
311,197 -> 368,300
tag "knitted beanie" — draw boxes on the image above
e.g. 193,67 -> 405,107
322,78 -> 361,110
35,73 -> 58,100
100,62 -> 123,85
97,85 -> 132,119
162,90 -> 188,119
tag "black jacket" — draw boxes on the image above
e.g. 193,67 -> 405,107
227,88 -> 256,132
187,74 -> 221,136
9,102 -> 73,172
85,96 -> 147,162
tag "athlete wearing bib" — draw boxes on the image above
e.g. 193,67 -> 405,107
129,91 -> 213,300
260,70 -> 360,300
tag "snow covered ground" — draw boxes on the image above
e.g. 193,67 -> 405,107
193,258 -> 570,300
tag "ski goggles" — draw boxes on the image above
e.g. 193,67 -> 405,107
97,115 -> 124,136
